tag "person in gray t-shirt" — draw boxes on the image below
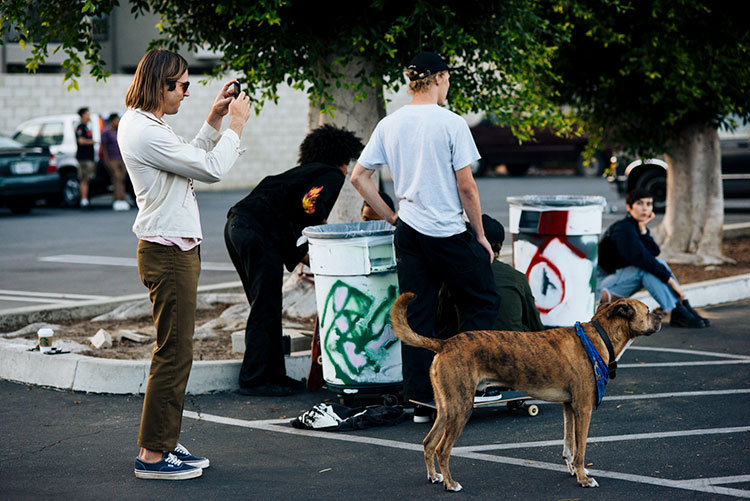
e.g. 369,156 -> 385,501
351,52 -> 501,422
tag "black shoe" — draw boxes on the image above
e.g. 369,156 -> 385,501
277,375 -> 306,391
681,300 -> 710,326
238,383 -> 293,397
413,405 -> 434,423
669,303 -> 706,328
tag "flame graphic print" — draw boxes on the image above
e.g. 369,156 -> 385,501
302,186 -> 324,214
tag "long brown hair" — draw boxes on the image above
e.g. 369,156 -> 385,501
125,49 -> 188,113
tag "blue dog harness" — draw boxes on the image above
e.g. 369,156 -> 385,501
575,321 -> 610,408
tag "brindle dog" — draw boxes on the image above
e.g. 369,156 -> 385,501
390,293 -> 662,492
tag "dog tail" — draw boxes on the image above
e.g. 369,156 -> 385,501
390,292 -> 444,353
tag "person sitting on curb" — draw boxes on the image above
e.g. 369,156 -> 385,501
597,188 -> 709,328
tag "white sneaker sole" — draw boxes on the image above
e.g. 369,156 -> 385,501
183,458 -> 210,469
134,467 -> 203,480
413,414 -> 432,423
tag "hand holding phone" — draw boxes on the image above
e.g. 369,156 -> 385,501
231,82 -> 241,98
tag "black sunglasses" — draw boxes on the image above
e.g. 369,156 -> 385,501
169,80 -> 190,92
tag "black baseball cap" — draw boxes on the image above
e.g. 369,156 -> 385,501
482,214 -> 505,247
407,52 -> 456,81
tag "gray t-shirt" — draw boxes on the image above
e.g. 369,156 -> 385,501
357,104 -> 480,237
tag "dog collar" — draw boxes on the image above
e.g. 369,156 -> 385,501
591,320 -> 617,379
575,322 -> 609,408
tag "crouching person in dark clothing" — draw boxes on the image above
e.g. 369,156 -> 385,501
225,125 -> 364,396
597,188 -> 708,328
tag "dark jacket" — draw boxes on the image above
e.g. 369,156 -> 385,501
227,162 -> 345,271
598,215 -> 671,283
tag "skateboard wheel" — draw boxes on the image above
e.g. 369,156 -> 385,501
527,404 -> 539,417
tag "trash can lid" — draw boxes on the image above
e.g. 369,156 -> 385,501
506,195 -> 607,208
302,220 -> 395,240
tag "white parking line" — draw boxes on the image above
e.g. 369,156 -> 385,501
629,346 -> 750,360
39,254 -> 235,271
0,289 -> 109,300
182,410 -> 750,498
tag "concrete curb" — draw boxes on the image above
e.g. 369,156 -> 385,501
2,274 -> 749,395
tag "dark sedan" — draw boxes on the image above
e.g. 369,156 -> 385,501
0,134 -> 58,214
469,120 -> 610,177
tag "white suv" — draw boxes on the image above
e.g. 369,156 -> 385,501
13,113 -> 112,207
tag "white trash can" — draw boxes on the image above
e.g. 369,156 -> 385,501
302,221 -> 402,395
507,195 -> 607,326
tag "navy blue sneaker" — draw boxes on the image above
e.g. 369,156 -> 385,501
172,443 -> 210,469
134,452 -> 202,480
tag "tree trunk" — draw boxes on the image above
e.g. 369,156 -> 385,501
653,123 -> 726,265
282,56 -> 387,320
307,55 -> 386,223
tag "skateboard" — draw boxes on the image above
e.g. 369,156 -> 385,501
410,390 -> 539,417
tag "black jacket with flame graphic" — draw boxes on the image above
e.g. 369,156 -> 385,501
228,162 -> 345,270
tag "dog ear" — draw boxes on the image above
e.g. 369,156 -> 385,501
608,301 -> 635,320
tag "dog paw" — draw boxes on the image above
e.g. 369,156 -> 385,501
428,473 -> 443,484
564,459 -> 575,476
581,477 -> 599,488
445,481 -> 463,492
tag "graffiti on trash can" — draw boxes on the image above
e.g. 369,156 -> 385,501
514,232 -> 599,326
320,279 -> 399,384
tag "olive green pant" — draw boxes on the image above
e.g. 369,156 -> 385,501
136,240 -> 200,452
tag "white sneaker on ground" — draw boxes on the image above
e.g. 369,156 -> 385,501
112,200 -> 130,211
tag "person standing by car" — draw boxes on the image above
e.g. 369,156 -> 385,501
118,48 -> 251,480
75,107 -> 96,209
350,51 -> 501,423
100,113 -> 130,211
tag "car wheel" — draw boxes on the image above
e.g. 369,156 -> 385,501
506,164 -> 529,176
9,200 -> 34,214
60,172 -> 81,208
576,153 -> 605,177
470,158 -> 486,177
636,169 -> 667,212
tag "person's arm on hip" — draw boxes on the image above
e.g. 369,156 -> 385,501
455,165 -> 492,262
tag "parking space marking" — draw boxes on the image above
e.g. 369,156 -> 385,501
454,425 -> 750,452
629,346 -> 750,360
620,360 -> 750,368
0,289 -> 110,301
39,254 -> 235,271
183,410 -> 750,498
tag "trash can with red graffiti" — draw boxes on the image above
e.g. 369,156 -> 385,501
507,195 -> 607,327
302,221 -> 402,398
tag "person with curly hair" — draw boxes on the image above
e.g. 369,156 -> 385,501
225,124 -> 364,396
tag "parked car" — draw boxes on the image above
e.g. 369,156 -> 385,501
608,122 -> 750,211
0,134 -> 58,214
469,119 -> 610,177
12,113 -> 132,207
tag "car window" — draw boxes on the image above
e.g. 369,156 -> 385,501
39,121 -> 65,147
0,135 -> 24,148
13,123 -> 42,146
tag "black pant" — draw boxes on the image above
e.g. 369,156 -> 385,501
394,220 -> 501,403
224,216 -> 287,388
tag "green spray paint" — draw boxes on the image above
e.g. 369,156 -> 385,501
320,279 -> 399,385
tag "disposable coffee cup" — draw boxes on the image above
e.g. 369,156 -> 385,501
37,328 -> 54,353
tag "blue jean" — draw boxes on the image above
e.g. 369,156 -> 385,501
596,258 -> 679,311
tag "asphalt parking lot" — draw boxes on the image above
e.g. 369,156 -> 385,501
2,299 -> 749,500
